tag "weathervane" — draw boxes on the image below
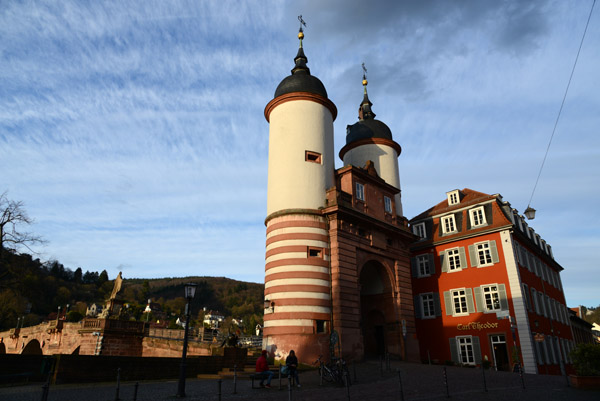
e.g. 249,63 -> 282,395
362,63 -> 368,92
298,15 -> 306,32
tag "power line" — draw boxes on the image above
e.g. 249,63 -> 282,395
526,0 -> 596,211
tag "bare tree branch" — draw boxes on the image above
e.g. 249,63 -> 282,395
0,191 -> 46,258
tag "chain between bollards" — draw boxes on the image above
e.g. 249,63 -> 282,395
133,382 -> 139,401
443,367 -> 450,398
233,364 -> 237,394
218,378 -> 222,401
115,367 -> 121,401
397,369 -> 404,401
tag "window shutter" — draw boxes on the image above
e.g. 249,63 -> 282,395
466,289 -> 475,313
449,338 -> 459,364
440,251 -> 448,273
498,284 -> 509,311
455,212 -> 463,233
434,292 -> 442,316
531,289 -> 539,314
444,291 -> 453,315
473,286 -> 483,312
414,296 -> 422,319
468,245 -> 477,267
428,253 -> 435,275
472,336 -> 482,364
484,203 -> 493,225
466,210 -> 472,230
459,247 -> 467,269
410,257 -> 417,277
490,240 -> 499,263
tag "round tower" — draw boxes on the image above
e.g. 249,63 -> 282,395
262,26 -> 337,362
339,74 -> 404,216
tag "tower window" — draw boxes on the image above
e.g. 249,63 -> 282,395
384,196 -> 392,213
305,151 -> 322,164
308,247 -> 322,258
355,182 -> 365,201
315,320 -> 327,333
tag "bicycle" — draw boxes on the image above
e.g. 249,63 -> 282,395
314,355 -> 351,386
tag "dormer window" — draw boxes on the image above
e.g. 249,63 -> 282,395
413,222 -> 426,239
441,215 -> 457,234
447,190 -> 460,206
469,206 -> 486,228
384,196 -> 392,213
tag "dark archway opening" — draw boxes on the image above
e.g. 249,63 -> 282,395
22,339 -> 43,355
359,260 -> 393,358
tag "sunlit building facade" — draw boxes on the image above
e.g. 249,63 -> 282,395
410,189 -> 575,375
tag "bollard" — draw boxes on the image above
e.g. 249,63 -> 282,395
133,382 -> 139,401
519,365 -> 525,390
397,369 -> 404,401
40,379 -> 50,401
344,370 -> 350,400
482,365 -> 487,392
233,364 -> 237,394
380,355 -> 383,377
443,367 -> 450,398
320,363 -> 323,386
218,379 -> 222,401
279,364 -> 282,390
115,367 -> 121,401
288,377 -> 293,401
353,362 -> 357,384
386,352 -> 390,371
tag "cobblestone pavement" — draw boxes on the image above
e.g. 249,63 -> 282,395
1,360 -> 598,401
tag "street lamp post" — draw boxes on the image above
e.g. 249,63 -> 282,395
176,283 -> 197,398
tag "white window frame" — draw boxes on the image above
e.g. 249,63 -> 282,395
447,248 -> 462,272
441,215 -> 457,234
416,254 -> 432,277
469,206 -> 486,227
447,190 -> 460,205
413,222 -> 426,239
384,196 -> 392,213
451,288 -> 469,316
421,293 -> 436,319
457,336 -> 475,365
355,182 -> 365,202
475,242 -> 493,267
481,284 -> 501,312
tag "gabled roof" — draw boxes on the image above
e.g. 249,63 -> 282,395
410,188 -> 496,222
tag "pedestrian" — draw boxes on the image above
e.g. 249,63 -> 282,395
285,350 -> 301,387
255,350 -> 274,388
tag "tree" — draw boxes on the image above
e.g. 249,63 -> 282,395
0,191 -> 45,259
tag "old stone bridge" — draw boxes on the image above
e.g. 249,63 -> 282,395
0,318 -> 216,357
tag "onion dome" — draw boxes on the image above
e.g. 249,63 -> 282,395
273,28 -> 328,99
345,74 -> 393,144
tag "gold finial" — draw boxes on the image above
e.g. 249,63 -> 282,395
362,63 -> 368,91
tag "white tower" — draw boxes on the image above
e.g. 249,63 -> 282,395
262,27 -> 337,361
339,75 -> 404,216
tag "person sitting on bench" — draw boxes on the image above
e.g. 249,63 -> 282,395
255,350 -> 273,388
285,350 -> 300,387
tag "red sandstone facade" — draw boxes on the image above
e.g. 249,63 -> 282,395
410,189 -> 575,375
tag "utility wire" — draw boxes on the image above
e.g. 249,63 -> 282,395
527,0 -> 596,209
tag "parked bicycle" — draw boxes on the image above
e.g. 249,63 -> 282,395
314,355 -> 351,386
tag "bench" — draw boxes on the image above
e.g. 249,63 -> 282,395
251,368 -> 296,389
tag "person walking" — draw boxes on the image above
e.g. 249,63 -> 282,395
285,350 -> 300,387
255,350 -> 274,388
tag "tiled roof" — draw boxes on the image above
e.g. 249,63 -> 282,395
410,188 -> 496,222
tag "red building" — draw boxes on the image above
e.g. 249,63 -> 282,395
409,189 -> 575,375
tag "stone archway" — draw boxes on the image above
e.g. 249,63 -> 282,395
21,339 -> 43,355
359,260 -> 394,357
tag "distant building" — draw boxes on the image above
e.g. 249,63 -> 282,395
203,311 -> 225,329
85,303 -> 103,317
568,307 -> 595,344
410,189 -> 575,375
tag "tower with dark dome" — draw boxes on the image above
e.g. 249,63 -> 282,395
262,25 -> 337,363
339,74 -> 404,216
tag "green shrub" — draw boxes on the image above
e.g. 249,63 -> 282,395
570,343 -> 600,376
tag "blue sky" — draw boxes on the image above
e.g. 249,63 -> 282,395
1,0 -> 598,307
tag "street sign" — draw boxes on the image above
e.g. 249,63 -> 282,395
534,333 -> 545,342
